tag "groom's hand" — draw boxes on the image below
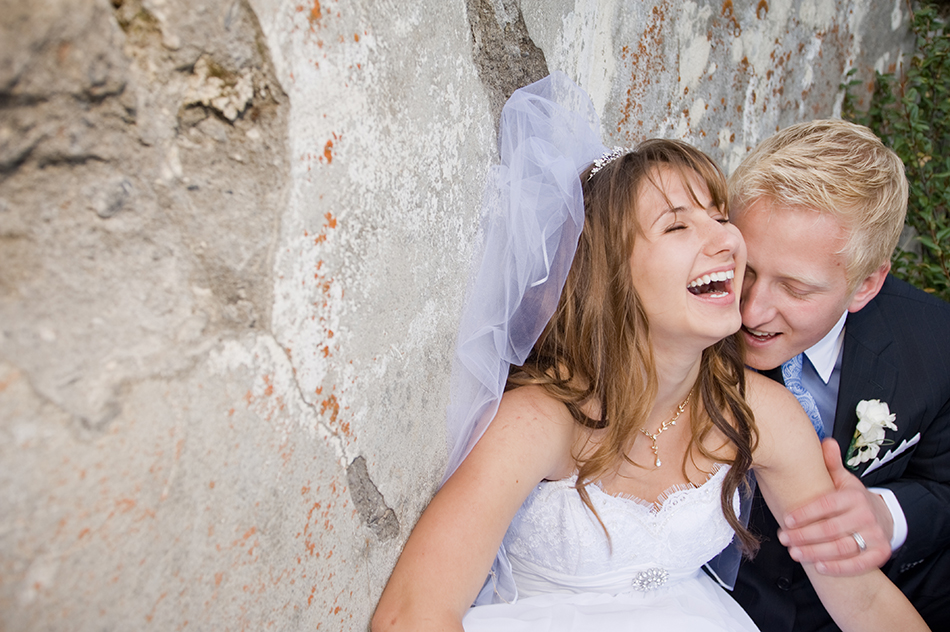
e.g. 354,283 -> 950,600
777,438 -> 893,575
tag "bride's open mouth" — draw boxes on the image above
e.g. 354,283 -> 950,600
687,270 -> 734,299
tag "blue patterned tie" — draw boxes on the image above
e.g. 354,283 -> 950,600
781,353 -> 825,440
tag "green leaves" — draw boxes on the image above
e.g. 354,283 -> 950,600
844,3 -> 950,303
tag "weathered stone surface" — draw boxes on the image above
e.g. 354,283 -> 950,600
523,0 -> 913,171
0,0 -> 915,630
467,0 -> 550,122
0,0 -> 288,434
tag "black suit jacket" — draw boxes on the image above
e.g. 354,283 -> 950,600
732,276 -> 950,631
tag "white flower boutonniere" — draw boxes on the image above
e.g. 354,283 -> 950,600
845,399 -> 897,469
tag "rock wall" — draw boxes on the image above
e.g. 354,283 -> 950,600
0,0 -> 912,629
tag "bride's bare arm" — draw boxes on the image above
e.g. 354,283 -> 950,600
748,371 -> 929,632
371,386 -> 577,632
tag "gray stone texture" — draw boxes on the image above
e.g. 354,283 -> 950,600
0,0 -> 913,629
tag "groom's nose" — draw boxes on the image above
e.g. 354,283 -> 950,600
739,273 -> 776,326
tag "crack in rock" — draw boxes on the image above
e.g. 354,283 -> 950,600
465,0 -> 549,124
346,456 -> 399,541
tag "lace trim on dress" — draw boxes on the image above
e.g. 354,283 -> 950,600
588,462 -> 727,515
503,462 -> 738,588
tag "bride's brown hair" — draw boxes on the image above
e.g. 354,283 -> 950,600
508,139 -> 759,556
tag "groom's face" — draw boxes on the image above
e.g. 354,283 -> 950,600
730,199 -> 856,371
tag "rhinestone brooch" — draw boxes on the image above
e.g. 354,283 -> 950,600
632,567 -> 669,591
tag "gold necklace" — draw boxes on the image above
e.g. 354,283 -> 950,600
639,393 -> 691,467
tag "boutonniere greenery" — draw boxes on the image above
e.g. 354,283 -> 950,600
845,399 -> 897,469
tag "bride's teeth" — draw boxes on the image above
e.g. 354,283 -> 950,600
689,270 -> 734,288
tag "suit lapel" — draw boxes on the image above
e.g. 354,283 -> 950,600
835,299 -> 899,475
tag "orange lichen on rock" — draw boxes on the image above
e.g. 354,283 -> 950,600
312,212 -> 338,246
319,132 -> 340,165
721,0 -> 741,36
320,394 -> 340,424
617,4 -> 667,138
263,374 -> 274,397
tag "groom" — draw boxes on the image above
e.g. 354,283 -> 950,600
727,119 -> 950,631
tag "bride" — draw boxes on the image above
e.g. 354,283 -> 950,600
371,73 -> 928,632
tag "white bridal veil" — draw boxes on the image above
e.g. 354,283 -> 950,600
443,71 -> 607,485
441,71 -> 606,603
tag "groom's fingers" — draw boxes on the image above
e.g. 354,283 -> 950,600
779,487 -> 880,546
802,547 -> 888,576
776,439 -> 892,576
780,520 -> 890,572
778,491 -> 892,575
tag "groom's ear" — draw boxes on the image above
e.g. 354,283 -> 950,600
847,262 -> 890,314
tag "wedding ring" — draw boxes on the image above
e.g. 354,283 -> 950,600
851,531 -> 868,553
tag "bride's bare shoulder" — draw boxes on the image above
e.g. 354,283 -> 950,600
743,368 -> 819,468
744,368 -> 799,413
491,385 -> 580,475
498,384 -> 576,429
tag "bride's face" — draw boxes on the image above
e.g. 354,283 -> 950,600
629,165 -> 746,350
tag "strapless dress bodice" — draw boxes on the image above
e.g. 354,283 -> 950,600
502,464 -> 738,597
463,464 -> 759,631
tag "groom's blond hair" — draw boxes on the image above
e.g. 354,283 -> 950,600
729,119 -> 907,292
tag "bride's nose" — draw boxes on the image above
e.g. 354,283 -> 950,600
702,217 -> 743,257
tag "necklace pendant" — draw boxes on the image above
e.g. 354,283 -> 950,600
639,392 -> 690,472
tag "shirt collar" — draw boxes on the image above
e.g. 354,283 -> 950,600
803,311 -> 848,384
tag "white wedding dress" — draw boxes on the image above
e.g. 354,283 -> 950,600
462,464 -> 759,631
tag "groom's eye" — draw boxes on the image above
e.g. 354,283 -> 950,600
783,284 -> 810,299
